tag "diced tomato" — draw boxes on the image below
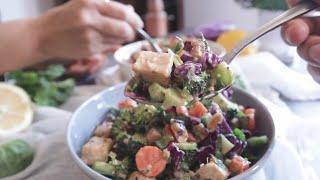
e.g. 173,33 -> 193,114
135,146 -> 167,177
118,99 -> 138,109
188,101 -> 208,118
248,118 -> 256,132
187,132 -> 197,142
228,155 -> 250,174
244,108 -> 255,120
176,106 -> 189,116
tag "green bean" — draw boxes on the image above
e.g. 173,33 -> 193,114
247,136 -> 268,147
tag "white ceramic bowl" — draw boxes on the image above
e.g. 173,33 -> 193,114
67,83 -> 275,180
113,40 -> 227,80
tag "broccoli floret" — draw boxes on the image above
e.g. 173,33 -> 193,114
180,150 -> 198,171
130,104 -> 160,131
114,134 -> 145,160
119,109 -> 134,122
134,104 -> 158,124
226,108 -> 238,120
106,152 -> 129,180
183,72 -> 210,96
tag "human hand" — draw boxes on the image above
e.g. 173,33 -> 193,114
36,0 -> 143,60
281,0 -> 320,83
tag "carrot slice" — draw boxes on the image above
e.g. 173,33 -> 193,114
135,146 -> 167,177
189,101 -> 208,117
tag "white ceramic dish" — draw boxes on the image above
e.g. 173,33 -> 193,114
67,83 -> 275,180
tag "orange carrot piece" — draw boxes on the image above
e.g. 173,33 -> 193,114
118,99 -> 138,109
135,146 -> 167,177
189,101 -> 208,117
176,106 -> 189,116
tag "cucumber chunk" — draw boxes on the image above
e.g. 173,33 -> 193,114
92,161 -> 115,176
163,88 -> 187,108
218,134 -> 234,155
210,62 -> 233,91
247,136 -> 268,147
176,142 -> 198,151
148,83 -> 166,102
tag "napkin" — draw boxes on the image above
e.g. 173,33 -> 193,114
1,107 -> 88,180
235,52 -> 320,101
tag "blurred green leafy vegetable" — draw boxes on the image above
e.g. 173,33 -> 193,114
8,64 -> 75,107
236,0 -> 288,11
0,139 -> 34,178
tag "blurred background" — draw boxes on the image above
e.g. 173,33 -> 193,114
0,0 -> 259,30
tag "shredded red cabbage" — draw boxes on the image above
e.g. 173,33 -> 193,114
197,145 -> 215,164
190,116 -> 201,125
167,142 -> 185,169
210,102 -> 220,115
199,130 -> 218,147
180,53 -> 195,62
184,41 -> 193,52
242,129 -> 252,139
174,61 -> 202,80
199,52 -> 222,70
227,140 -> 247,158
221,87 -> 234,99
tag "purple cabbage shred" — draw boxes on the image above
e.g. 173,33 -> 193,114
167,142 -> 185,169
180,53 -> 195,62
227,140 -> 247,158
184,41 -> 193,52
199,130 -> 218,147
221,87 -> 234,99
200,52 -> 222,70
190,116 -> 201,125
174,61 -> 202,80
210,102 -> 220,115
197,145 -> 215,164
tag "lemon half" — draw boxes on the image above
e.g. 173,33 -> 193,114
0,83 -> 33,136
217,30 -> 257,57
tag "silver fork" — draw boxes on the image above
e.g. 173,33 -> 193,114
223,1 -> 318,64
136,28 -> 163,53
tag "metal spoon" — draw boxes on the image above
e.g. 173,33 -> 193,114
136,28 -> 163,53
126,1 -> 319,105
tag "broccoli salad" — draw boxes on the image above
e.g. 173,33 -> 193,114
80,94 -> 269,180
125,37 -> 233,107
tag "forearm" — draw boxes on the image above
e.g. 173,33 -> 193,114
0,18 -> 48,74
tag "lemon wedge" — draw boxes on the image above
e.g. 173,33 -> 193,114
0,83 -> 33,136
217,30 -> 257,57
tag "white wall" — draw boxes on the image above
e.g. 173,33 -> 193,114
183,0 -> 259,31
0,0 -> 56,21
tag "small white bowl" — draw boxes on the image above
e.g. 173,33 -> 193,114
113,40 -> 226,80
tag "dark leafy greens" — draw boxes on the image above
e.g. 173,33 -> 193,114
8,64 -> 75,107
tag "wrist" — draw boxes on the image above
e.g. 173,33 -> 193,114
28,16 -> 52,61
